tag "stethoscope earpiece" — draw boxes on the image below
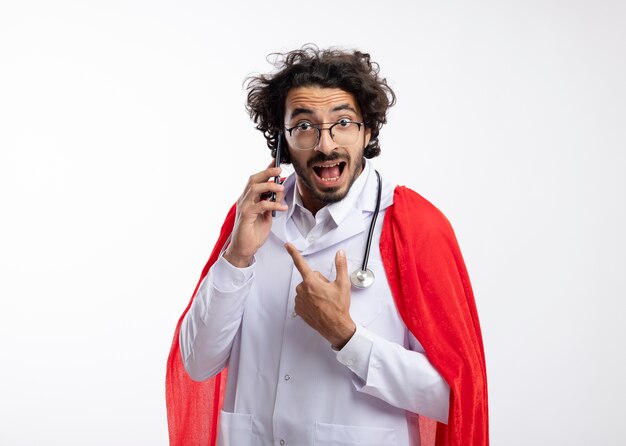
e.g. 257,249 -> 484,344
349,170 -> 382,290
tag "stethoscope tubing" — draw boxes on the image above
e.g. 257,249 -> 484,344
349,169 -> 382,289
360,170 -> 382,273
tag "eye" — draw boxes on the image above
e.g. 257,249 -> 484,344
336,118 -> 352,127
295,121 -> 313,131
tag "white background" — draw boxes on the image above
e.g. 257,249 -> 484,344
1,1 -> 625,445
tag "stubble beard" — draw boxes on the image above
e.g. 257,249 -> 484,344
291,151 -> 364,207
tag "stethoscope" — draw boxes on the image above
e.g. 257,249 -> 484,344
350,170 -> 382,289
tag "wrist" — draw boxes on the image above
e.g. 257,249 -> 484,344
223,249 -> 253,268
331,320 -> 357,350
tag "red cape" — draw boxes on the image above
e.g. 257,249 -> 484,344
166,186 -> 489,445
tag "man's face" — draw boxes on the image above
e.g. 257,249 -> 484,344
283,86 -> 371,214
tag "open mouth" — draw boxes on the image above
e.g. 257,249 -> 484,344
312,161 -> 346,182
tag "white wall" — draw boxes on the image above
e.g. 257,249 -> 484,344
1,1 -> 624,444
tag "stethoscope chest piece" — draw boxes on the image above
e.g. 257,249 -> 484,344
350,268 -> 375,289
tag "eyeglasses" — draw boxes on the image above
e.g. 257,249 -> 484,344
285,119 -> 364,151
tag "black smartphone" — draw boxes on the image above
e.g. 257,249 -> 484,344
270,131 -> 283,217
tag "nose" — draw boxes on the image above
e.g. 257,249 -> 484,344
315,127 -> 337,155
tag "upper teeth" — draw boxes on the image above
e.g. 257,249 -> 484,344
315,162 -> 340,168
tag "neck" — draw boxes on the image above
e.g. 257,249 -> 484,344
298,189 -> 325,217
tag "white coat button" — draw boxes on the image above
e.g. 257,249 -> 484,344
280,440 -> 286,445
291,310 -> 297,318
284,374 -> 291,381
346,359 -> 354,366
306,234 -> 317,243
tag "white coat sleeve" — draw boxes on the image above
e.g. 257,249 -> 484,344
179,254 -> 255,381
336,325 -> 450,424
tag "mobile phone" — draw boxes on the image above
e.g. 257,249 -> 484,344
271,131 -> 283,217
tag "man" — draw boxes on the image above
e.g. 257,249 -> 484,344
167,46 -> 488,446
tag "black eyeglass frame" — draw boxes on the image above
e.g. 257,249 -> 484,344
284,120 -> 364,150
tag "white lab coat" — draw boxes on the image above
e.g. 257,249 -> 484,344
180,161 -> 450,446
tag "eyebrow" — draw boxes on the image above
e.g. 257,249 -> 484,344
289,103 -> 359,120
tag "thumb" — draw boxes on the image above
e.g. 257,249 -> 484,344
334,249 -> 349,288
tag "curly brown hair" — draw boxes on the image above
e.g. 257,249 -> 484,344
245,45 -> 396,163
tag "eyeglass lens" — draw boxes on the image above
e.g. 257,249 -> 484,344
291,122 -> 361,150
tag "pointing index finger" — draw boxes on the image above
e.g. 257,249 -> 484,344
285,243 -> 312,277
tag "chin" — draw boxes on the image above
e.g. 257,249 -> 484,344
309,184 -> 349,205
299,165 -> 356,206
